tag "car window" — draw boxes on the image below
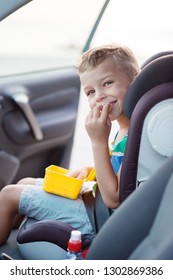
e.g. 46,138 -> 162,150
0,0 -> 105,76
91,0 -> 173,64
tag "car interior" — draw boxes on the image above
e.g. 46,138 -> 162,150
8,51 -> 173,260
0,0 -> 173,261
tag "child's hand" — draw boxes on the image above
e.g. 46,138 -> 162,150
66,166 -> 93,180
85,103 -> 112,145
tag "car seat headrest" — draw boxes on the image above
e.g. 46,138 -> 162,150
120,82 -> 173,203
124,54 -> 173,119
141,51 -> 173,69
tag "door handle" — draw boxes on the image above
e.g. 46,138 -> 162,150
8,87 -> 43,141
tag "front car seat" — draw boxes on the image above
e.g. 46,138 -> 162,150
87,154 -> 173,259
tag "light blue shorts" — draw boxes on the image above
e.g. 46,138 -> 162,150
19,182 -> 95,240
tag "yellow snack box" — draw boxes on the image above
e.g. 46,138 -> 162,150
43,165 -> 96,199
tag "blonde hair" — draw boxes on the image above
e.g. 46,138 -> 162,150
77,44 -> 140,81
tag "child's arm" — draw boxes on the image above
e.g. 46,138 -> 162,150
92,142 -> 120,208
85,104 -> 120,209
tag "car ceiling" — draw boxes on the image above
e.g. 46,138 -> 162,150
0,0 -> 33,21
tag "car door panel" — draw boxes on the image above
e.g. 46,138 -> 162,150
0,67 -> 81,188
3,86 -> 79,144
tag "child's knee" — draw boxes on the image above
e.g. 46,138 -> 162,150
17,177 -> 36,185
1,185 -> 16,200
0,185 -> 23,208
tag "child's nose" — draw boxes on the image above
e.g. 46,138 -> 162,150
96,91 -> 106,103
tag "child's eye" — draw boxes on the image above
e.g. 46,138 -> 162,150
104,81 -> 113,87
86,90 -> 95,96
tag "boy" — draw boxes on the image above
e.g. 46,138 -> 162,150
0,44 -> 140,245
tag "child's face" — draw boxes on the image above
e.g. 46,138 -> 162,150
80,56 -> 131,121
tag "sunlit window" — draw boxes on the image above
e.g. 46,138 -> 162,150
92,0 -> 173,64
0,0 -> 104,76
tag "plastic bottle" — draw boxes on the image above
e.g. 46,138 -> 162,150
66,230 -> 83,260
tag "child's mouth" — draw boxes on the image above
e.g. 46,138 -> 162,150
99,101 -> 117,114
108,100 -> 117,111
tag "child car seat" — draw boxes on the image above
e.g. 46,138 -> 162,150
120,53 -> 173,203
17,52 -> 173,259
17,188 -> 109,259
87,154 -> 173,260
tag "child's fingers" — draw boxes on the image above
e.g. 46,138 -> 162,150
66,169 -> 88,180
100,103 -> 112,120
92,105 -> 103,119
77,170 -> 88,180
66,170 -> 79,178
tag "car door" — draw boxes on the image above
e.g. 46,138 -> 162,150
0,68 -> 80,188
0,0 -> 107,189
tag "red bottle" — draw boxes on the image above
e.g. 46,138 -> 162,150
66,230 -> 83,260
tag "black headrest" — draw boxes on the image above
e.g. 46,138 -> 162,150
141,51 -> 173,68
124,54 -> 173,119
120,82 -> 173,203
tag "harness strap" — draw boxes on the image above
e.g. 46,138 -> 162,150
82,188 -> 110,234
82,191 -> 96,233
94,188 -> 110,232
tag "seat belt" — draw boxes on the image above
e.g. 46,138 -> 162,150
82,187 -> 110,234
94,188 -> 110,232
82,191 -> 97,234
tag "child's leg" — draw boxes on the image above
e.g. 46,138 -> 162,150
0,184 -> 24,245
12,213 -> 25,229
13,177 -> 40,228
17,177 -> 37,185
